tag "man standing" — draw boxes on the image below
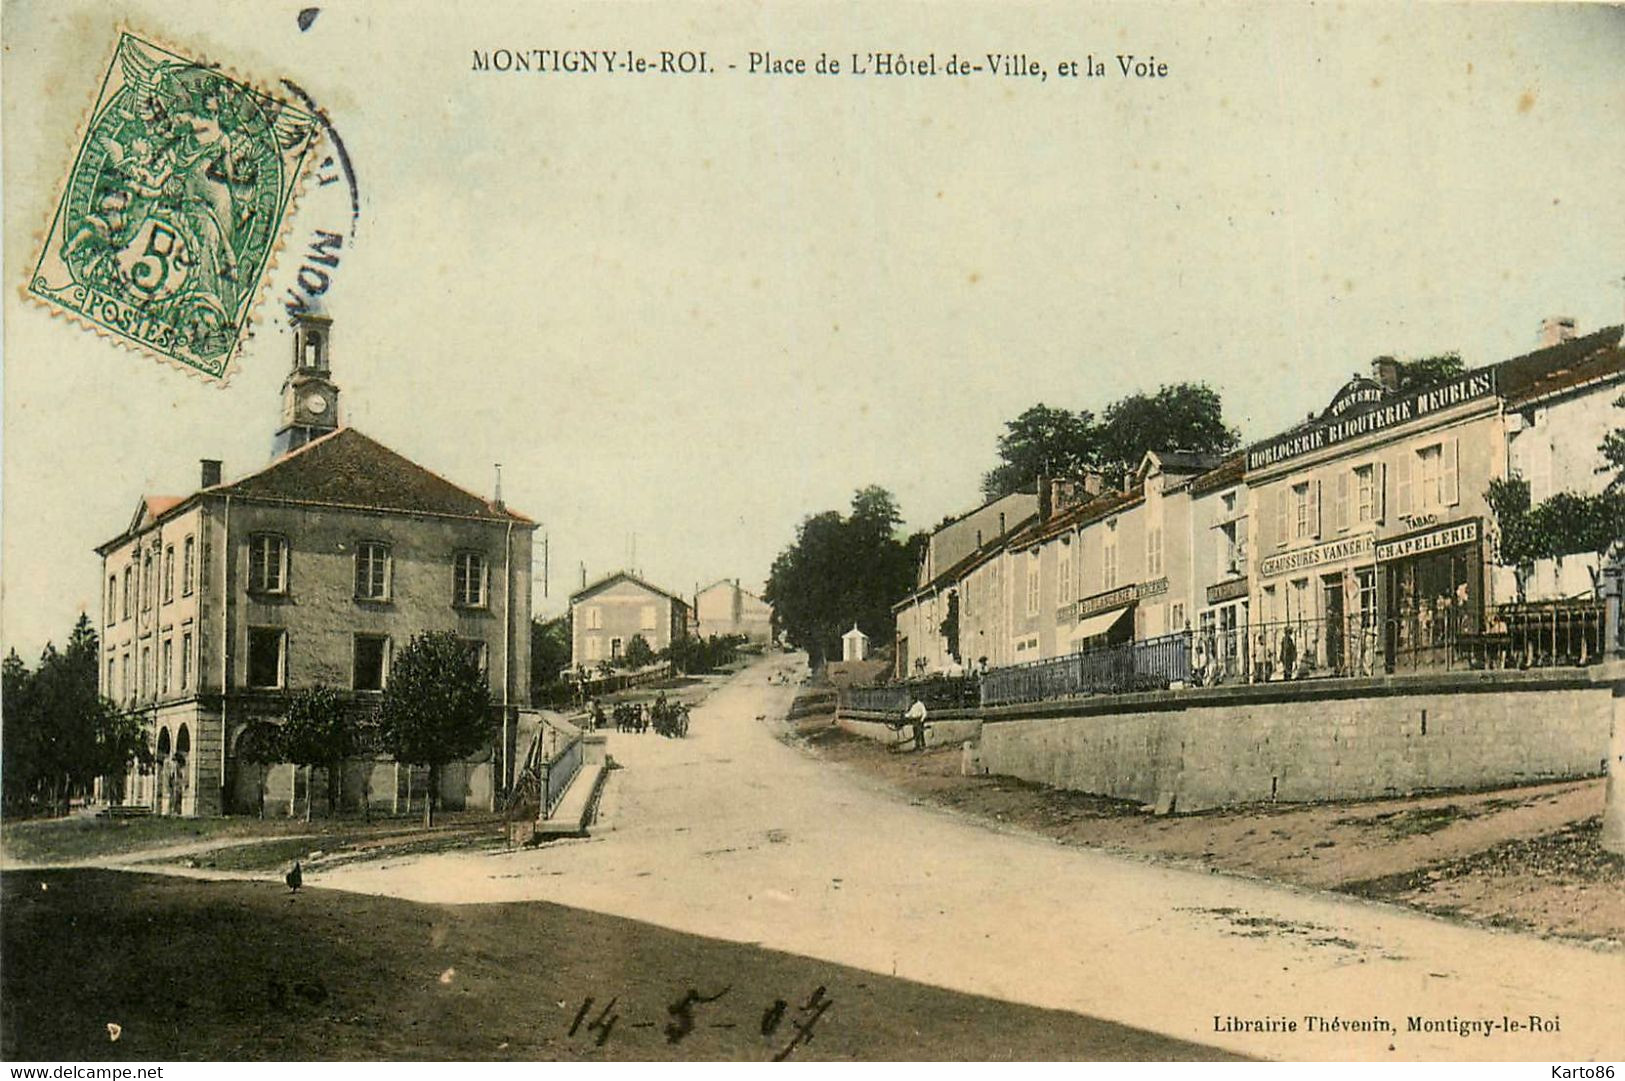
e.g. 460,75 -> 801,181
905,696 -> 928,752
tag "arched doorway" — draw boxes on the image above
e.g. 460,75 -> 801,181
155,727 -> 172,814
174,725 -> 191,816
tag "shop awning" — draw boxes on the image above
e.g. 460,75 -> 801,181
1071,606 -> 1130,643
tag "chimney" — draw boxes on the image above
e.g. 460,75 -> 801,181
492,463 -> 505,512
1538,316 -> 1577,348
1049,476 -> 1082,514
1080,471 -> 1105,498
1037,473 -> 1053,520
200,459 -> 222,488
1371,356 -> 1401,392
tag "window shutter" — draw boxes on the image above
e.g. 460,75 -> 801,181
1308,479 -> 1322,539
1375,462 -> 1387,522
1444,437 -> 1460,505
1336,471 -> 1350,533
1396,453 -> 1413,517
1275,488 -> 1288,548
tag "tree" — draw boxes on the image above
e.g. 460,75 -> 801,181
281,684 -> 356,821
938,590 -> 961,664
1487,473 -> 1625,599
10,614 -> 140,816
981,404 -> 1097,500
2,649 -> 40,815
1097,383 -> 1240,487
622,634 -> 656,668
982,385 -> 1239,499
1600,393 -> 1625,493
765,487 -> 921,666
1394,352 -> 1465,394
528,614 -> 571,700
377,632 -> 492,826
235,720 -> 286,820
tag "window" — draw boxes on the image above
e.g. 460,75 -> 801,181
355,541 -> 391,601
463,639 -> 488,674
585,605 -> 603,630
641,604 -> 657,631
122,566 -> 133,620
585,636 -> 602,661
1146,527 -> 1164,578
1355,465 -> 1376,524
107,576 -> 117,624
121,653 -> 131,704
1220,522 -> 1240,577
1026,551 -> 1040,615
181,632 -> 192,690
182,536 -> 195,596
248,535 -> 287,594
141,551 -> 154,611
163,545 -> 175,604
1357,569 -> 1378,631
161,638 -> 173,694
1292,483 -> 1310,539
106,657 -> 115,696
354,634 -> 390,691
1289,577 -> 1312,622
610,637 -> 624,661
1103,538 -> 1118,590
1171,602 -> 1186,633
247,628 -> 285,688
1417,444 -> 1441,508
454,552 -> 487,607
1411,440 -> 1459,510
1058,553 -> 1073,605
140,646 -> 151,698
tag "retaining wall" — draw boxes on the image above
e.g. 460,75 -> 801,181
975,668 -> 1616,813
837,710 -> 982,749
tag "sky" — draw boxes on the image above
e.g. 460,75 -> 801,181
4,0 -> 1624,658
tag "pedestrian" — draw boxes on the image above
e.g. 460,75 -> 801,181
905,696 -> 928,752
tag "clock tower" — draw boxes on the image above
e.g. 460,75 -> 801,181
272,313 -> 341,458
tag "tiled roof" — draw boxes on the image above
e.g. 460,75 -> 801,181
1190,453 -> 1246,496
96,427 -> 534,554
216,428 -> 535,524
1145,449 -> 1226,474
1494,327 -> 1623,407
571,570 -> 690,607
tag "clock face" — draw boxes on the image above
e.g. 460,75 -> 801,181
304,393 -> 329,416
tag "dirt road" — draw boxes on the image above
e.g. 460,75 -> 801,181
320,657 -> 1624,1061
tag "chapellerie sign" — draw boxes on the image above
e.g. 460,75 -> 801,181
1375,519 -> 1481,563
1246,370 -> 1496,471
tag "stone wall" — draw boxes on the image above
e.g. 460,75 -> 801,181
976,669 -> 1615,813
837,710 -> 982,749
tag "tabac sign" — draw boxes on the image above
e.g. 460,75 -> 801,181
1375,519 -> 1481,563
1246,370 -> 1497,471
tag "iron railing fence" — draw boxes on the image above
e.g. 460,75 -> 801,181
838,598 -> 1616,712
540,735 -> 584,819
980,632 -> 1191,708
840,674 -> 980,715
1219,602 -> 1610,685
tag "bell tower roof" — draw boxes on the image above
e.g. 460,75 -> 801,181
274,313 -> 341,459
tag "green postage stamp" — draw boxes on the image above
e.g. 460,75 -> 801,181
28,32 -> 317,380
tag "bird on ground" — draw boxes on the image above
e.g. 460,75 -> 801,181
285,860 -> 302,893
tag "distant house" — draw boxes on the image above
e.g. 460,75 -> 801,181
570,571 -> 692,667
693,578 -> 774,644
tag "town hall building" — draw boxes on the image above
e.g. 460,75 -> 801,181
96,314 -> 538,816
